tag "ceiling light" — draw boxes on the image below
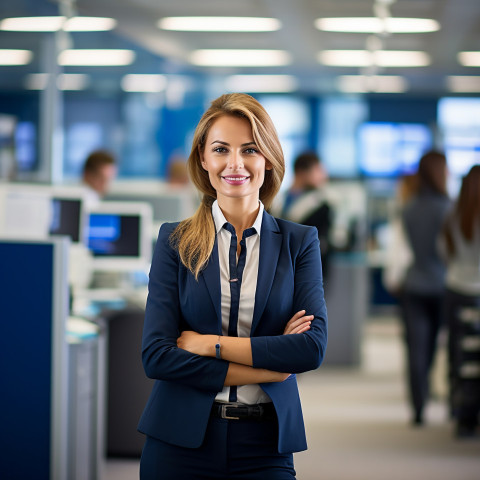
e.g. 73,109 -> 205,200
121,74 -> 167,92
315,17 -> 440,33
58,49 -> 135,66
318,50 -> 430,67
25,73 -> 90,90
337,75 -> 408,93
189,49 -> 291,67
0,16 -> 116,32
447,76 -> 480,93
225,75 -> 298,92
0,49 -> 33,65
158,16 -> 281,32
458,51 -> 480,67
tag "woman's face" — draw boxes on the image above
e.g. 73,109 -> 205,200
200,115 -> 271,204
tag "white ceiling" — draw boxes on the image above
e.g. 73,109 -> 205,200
1,0 -> 480,95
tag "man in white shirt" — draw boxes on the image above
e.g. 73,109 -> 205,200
82,149 -> 117,209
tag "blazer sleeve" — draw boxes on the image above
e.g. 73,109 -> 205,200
142,223 -> 229,392
250,226 -> 328,373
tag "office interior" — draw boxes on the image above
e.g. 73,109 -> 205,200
0,0 -> 479,479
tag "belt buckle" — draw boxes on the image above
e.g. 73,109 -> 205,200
220,404 -> 240,420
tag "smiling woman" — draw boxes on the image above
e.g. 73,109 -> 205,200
200,115 -> 273,214
138,93 -> 328,479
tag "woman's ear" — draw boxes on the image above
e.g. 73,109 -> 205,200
265,160 -> 273,171
199,146 -> 208,170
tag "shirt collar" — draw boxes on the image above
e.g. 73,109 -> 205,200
212,200 -> 264,236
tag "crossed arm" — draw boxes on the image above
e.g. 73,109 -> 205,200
177,309 -> 313,386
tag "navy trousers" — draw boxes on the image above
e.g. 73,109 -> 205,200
401,292 -> 445,420
140,414 -> 296,480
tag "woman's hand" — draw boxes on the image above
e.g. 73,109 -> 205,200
177,330 -> 214,357
283,310 -> 313,335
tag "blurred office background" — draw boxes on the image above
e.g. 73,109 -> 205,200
0,0 -> 480,479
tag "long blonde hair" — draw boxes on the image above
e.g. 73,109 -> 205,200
171,93 -> 285,279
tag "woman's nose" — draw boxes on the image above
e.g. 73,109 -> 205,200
228,152 -> 244,170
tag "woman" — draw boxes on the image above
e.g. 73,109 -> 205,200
401,150 -> 451,426
443,165 -> 480,437
138,93 -> 328,479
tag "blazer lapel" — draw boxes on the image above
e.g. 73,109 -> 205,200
200,237 -> 223,334
251,212 -> 282,334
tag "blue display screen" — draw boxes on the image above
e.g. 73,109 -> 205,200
357,122 -> 432,177
87,213 -> 140,257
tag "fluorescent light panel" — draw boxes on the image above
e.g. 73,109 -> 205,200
25,73 -> 90,90
337,75 -> 408,93
158,16 -> 281,32
447,76 -> 480,93
458,51 -> 480,67
318,50 -> 430,67
225,75 -> 298,92
0,49 -> 32,65
190,49 -> 291,67
58,49 -> 135,66
315,17 -> 440,33
0,16 -> 116,32
121,74 -> 167,92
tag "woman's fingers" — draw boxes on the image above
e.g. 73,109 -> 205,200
284,311 -> 313,334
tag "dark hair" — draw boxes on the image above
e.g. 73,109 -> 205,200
417,150 -> 447,195
293,151 -> 320,174
82,150 -> 115,175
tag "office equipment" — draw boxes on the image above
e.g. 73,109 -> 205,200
87,201 -> 153,273
357,122 -> 432,177
49,186 -> 89,245
104,307 -> 153,457
438,97 -> 480,178
0,183 -> 52,238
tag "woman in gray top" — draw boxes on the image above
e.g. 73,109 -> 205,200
443,165 -> 480,437
401,151 -> 451,426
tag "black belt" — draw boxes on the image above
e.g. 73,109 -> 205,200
211,402 -> 276,421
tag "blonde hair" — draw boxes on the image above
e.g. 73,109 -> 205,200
171,93 -> 285,279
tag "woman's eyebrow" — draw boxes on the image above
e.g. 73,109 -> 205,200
210,140 -> 257,147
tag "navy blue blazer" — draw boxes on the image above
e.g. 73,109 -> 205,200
138,210 -> 328,453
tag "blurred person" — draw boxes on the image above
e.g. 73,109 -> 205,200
81,149 -> 117,208
442,164 -> 480,437
401,150 -> 451,426
138,93 -> 327,479
383,173 -> 419,296
271,151 -> 333,281
167,156 -> 190,187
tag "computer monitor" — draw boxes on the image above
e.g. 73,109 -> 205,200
87,201 -> 153,272
0,183 -> 52,239
0,183 -> 89,245
357,122 -> 433,177
48,186 -> 88,245
437,97 -> 480,178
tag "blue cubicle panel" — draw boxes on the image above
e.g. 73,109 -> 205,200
0,238 -> 69,480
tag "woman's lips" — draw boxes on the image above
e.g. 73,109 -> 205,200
222,175 -> 250,185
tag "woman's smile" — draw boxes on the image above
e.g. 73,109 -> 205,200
222,174 -> 250,185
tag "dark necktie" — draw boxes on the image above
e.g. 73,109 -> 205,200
223,222 -> 256,402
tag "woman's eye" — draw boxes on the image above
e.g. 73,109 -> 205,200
244,148 -> 259,154
213,147 -> 228,153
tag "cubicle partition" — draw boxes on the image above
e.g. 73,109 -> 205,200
0,238 -> 69,480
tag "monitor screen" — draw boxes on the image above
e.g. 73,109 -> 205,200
357,122 -> 432,177
88,213 -> 140,257
86,201 -> 153,272
49,198 -> 82,243
437,97 -> 480,177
